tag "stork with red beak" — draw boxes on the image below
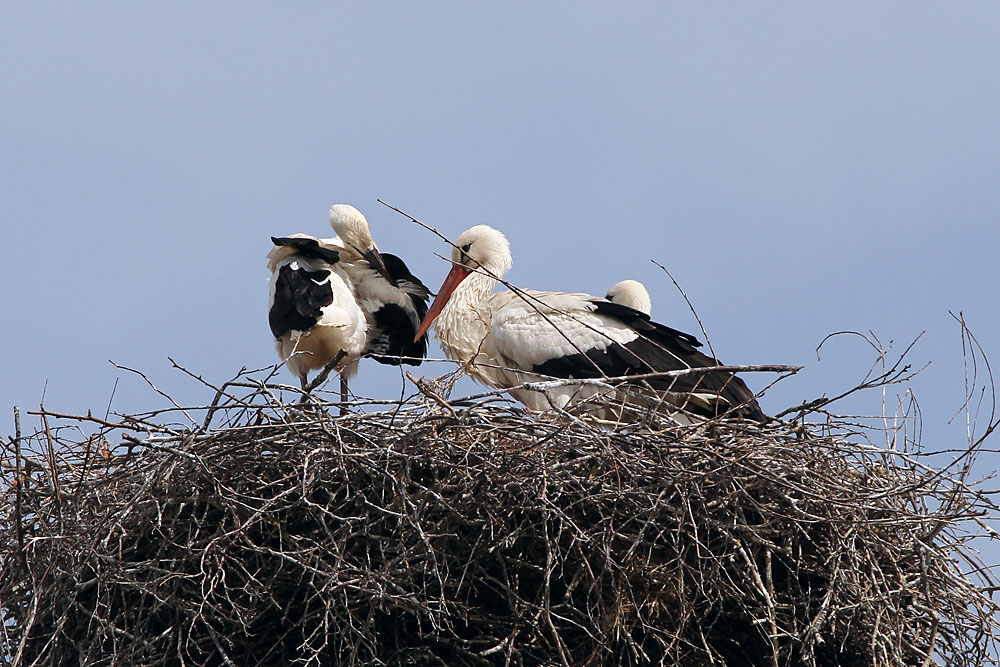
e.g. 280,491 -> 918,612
414,225 -> 764,421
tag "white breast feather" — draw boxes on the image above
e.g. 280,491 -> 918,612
315,268 -> 366,340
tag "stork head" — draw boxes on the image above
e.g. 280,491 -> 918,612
450,225 -> 512,277
415,225 -> 513,341
605,279 -> 652,316
328,204 -> 393,283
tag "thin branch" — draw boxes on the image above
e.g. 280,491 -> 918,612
13,406 -> 26,572
651,259 -> 717,360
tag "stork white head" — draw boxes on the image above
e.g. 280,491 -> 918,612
415,225 -> 512,341
450,225 -> 512,277
328,204 -> 392,282
606,279 -> 652,315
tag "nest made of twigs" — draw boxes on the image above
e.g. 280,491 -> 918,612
2,367 -> 999,667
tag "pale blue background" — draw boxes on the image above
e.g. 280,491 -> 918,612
4,2 -> 999,586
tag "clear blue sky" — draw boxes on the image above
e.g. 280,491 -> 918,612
4,4 -> 998,515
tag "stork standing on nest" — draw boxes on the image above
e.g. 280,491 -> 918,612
267,206 -> 431,407
267,234 -> 367,402
414,225 -> 764,422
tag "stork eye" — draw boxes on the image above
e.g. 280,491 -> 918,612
460,243 -> 471,252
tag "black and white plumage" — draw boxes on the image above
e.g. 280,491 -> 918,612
327,204 -> 430,369
267,205 -> 432,400
267,235 -> 367,392
362,253 -> 430,360
414,225 -> 764,421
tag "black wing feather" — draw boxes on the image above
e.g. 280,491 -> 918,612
531,300 -> 764,420
382,253 -> 427,290
366,303 -> 428,365
383,253 -> 431,321
271,237 -> 341,265
268,264 -> 334,338
363,252 -> 431,366
591,300 -> 703,350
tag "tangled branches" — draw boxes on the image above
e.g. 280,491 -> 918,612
1,362 -> 999,666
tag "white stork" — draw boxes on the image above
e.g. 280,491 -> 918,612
327,204 -> 430,371
413,225 -> 764,421
605,280 -> 651,316
267,235 -> 367,397
267,206 -> 431,404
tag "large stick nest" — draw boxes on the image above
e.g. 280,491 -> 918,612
2,360 -> 999,666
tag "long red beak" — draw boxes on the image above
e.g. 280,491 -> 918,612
414,264 -> 471,341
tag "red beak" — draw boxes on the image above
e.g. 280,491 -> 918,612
414,264 -> 471,341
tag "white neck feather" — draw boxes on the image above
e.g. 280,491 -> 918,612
434,269 -> 498,361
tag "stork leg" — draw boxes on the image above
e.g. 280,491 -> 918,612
301,351 -> 349,412
299,375 -> 310,404
340,375 -> 349,416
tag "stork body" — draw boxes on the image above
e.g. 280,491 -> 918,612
415,225 -> 764,421
267,235 -> 367,394
606,280 -> 651,315
267,205 -> 431,405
